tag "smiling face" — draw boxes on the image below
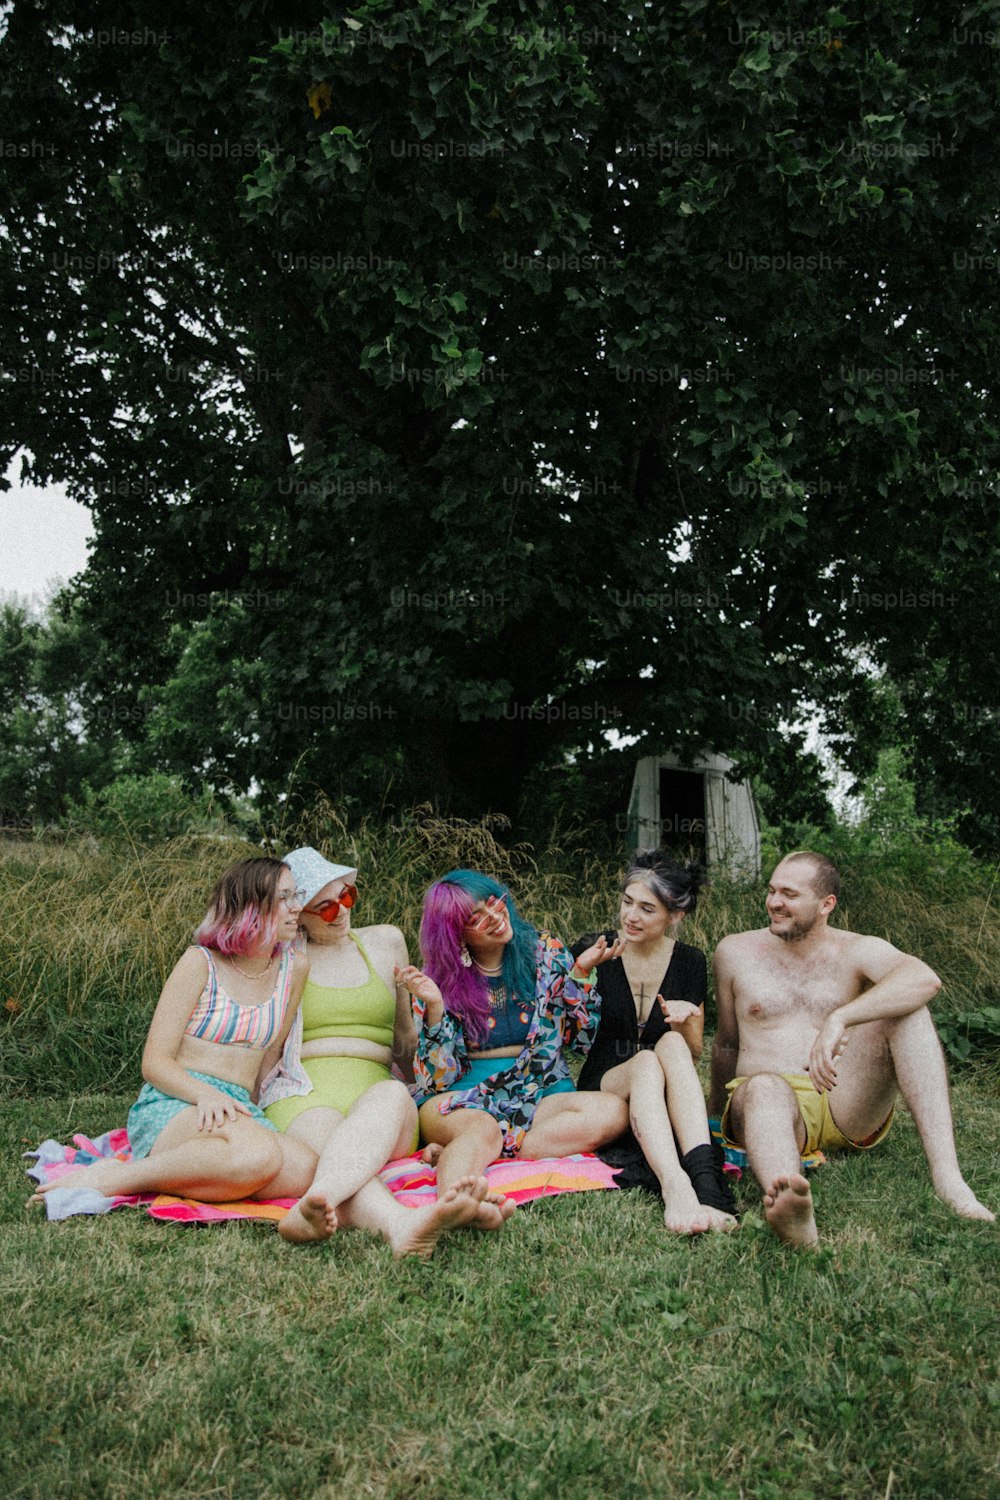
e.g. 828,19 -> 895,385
619,880 -> 683,945
463,897 -> 514,952
765,859 -> 836,942
300,876 -> 356,941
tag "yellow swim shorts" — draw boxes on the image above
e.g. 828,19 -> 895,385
721,1072 -> 894,1156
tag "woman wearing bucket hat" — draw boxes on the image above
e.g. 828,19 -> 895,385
260,848 -> 507,1245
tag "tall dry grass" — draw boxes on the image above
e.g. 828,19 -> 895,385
2,806 -> 998,1095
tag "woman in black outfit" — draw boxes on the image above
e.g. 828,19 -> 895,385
573,850 -> 736,1234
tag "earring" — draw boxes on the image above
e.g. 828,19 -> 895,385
460,945 -> 473,968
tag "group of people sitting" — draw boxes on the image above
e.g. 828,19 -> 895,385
31,844 -> 993,1254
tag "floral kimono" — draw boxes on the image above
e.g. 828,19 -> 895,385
411,932 -> 600,1157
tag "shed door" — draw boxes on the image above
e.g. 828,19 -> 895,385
657,769 -> 706,862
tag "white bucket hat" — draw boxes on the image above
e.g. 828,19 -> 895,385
282,846 -> 358,907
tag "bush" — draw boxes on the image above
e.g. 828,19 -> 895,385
62,772 -> 240,844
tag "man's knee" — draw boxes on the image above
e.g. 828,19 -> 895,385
729,1073 -> 802,1141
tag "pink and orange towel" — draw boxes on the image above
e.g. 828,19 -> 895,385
25,1129 -> 622,1225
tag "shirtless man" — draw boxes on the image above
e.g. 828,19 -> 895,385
710,851 -> 994,1247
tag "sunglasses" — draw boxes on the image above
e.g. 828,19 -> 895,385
464,895 -> 508,934
303,884 -> 358,923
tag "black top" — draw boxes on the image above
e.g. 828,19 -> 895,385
571,931 -> 708,1094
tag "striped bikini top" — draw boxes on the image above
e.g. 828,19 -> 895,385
185,945 -> 294,1050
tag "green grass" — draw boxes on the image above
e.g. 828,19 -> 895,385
3,819 -> 998,1497
3,1083 -> 998,1500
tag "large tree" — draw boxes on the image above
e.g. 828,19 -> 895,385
2,0 -> 999,835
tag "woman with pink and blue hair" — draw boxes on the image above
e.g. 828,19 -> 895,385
397,869 -> 631,1197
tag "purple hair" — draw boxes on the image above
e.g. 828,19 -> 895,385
193,857 -> 287,958
419,869 -> 539,1046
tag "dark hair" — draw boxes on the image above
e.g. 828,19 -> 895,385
193,857 -> 289,956
621,849 -> 707,914
780,850 -> 841,901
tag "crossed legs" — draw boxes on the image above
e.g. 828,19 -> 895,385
278,1079 -> 494,1256
416,1088 -> 628,1229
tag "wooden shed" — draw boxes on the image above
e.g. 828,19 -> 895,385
623,752 -> 761,877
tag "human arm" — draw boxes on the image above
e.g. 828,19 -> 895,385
253,950 -> 309,1101
395,963 -> 469,1094
545,934 -> 623,1056
387,929 -> 418,1083
140,948 -> 253,1132
658,947 -> 707,1061
808,940 -> 942,1091
708,938 -> 740,1114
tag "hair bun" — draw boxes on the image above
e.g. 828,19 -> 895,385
623,850 -> 708,913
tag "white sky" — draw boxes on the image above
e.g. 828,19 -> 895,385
0,459 -> 94,610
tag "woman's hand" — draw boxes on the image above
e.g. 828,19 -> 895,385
573,934 -> 627,975
657,998 -> 702,1026
395,964 -> 445,1021
196,1091 -> 252,1134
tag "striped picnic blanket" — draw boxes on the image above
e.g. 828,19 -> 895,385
25,1129 -> 621,1224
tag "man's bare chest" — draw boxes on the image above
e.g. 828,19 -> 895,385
734,952 -> 857,1025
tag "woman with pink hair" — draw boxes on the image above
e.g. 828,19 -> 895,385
31,855 -> 493,1255
31,857 -> 317,1206
398,869 -> 630,1198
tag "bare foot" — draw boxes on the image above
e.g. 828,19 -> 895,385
662,1178 -> 711,1235
702,1205 -> 739,1233
763,1173 -> 818,1248
933,1175 -> 995,1222
390,1176 -> 494,1259
419,1142 -> 443,1167
27,1159 -> 130,1204
278,1190 -> 339,1245
472,1188 -> 517,1231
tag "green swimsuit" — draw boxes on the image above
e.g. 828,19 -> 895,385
264,933 -> 409,1135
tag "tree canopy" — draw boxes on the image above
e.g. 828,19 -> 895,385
2,0 -> 999,841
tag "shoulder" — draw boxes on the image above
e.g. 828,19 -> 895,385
714,929 -> 764,960
832,926 -> 906,970
355,923 -> 405,951
536,932 -> 570,967
675,939 -> 706,962
290,948 -> 310,979
674,941 -> 707,973
173,945 -> 210,981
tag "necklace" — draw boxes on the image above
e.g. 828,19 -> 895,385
474,959 -> 503,976
486,976 -> 509,1011
228,954 -> 275,981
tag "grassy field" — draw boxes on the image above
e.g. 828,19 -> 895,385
2,820 -> 998,1498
